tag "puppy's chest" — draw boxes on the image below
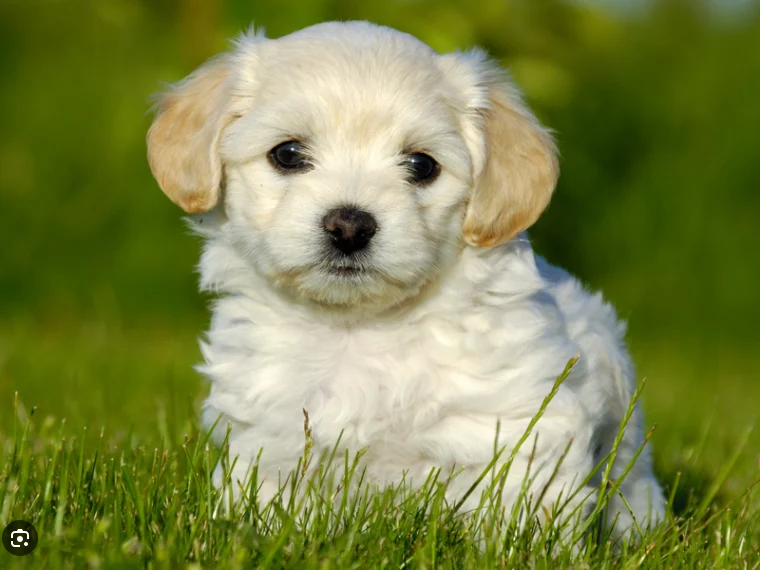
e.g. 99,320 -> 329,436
234,317 -> 492,445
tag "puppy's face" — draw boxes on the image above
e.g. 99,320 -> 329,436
148,22 -> 558,313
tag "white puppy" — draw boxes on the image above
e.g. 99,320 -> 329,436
147,21 -> 665,538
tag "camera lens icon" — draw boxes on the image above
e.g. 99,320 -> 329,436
2,521 -> 38,556
11,529 -> 30,546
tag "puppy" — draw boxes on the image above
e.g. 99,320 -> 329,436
147,21 -> 665,538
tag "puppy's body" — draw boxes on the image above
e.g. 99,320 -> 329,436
148,21 -> 665,538
199,222 -> 661,534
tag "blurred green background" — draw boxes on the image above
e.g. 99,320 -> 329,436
1,0 -> 758,504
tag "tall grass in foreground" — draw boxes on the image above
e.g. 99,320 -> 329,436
1,368 -> 759,569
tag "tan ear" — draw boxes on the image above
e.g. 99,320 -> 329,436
446,53 -> 559,248
147,55 -> 233,213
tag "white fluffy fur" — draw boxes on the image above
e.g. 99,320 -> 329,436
147,21 -> 665,539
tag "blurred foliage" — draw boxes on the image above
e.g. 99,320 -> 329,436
1,1 -> 758,388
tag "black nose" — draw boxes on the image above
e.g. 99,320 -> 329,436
323,207 -> 377,255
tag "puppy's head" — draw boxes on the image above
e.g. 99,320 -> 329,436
148,22 -> 558,313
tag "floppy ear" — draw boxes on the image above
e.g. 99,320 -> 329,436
147,55 -> 234,213
442,51 -> 559,248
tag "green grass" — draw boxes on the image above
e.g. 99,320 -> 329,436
1,325 -> 759,568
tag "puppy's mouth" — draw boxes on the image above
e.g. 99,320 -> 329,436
329,265 -> 362,277
321,251 -> 376,279
326,257 -> 369,278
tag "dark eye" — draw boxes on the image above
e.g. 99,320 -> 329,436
268,140 -> 311,172
403,153 -> 440,185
